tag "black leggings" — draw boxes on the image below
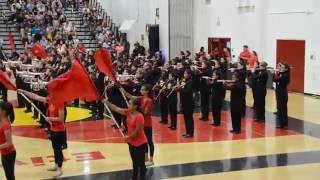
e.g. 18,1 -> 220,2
1,151 -> 16,180
144,127 -> 154,157
129,143 -> 147,180
51,131 -> 65,168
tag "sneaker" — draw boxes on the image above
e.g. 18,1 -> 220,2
53,170 -> 63,178
145,161 -> 154,166
47,167 -> 57,171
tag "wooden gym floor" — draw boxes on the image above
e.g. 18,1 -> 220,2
1,89 -> 320,180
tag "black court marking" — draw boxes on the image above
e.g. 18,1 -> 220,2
55,99 -> 320,179
52,150 -> 320,180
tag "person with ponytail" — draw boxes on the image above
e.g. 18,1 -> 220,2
104,98 -> 148,180
120,84 -> 155,166
17,89 -> 66,178
0,101 -> 16,180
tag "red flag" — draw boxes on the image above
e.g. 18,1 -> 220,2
94,48 -> 116,81
8,32 -> 16,52
0,70 -> 17,91
31,43 -> 48,59
47,59 -> 100,106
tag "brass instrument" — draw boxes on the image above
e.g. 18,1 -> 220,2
20,64 -> 36,71
21,74 -> 34,83
217,80 -> 236,83
30,79 -> 48,91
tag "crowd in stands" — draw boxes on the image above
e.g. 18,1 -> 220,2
0,0 -> 290,141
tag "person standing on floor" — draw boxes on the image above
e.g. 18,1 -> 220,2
17,89 -> 67,178
224,72 -> 246,134
121,84 -> 155,166
251,61 -> 269,122
166,72 -> 178,130
105,98 -> 148,180
209,71 -> 225,126
272,63 -> 290,129
198,61 -> 212,121
0,101 -> 16,180
178,69 -> 195,138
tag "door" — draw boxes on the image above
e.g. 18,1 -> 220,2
208,38 -> 231,58
276,40 -> 305,93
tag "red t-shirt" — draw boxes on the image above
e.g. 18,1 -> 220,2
240,50 -> 251,62
0,120 -> 15,156
48,104 -> 66,132
247,54 -> 258,68
125,110 -> 147,147
139,97 -> 153,127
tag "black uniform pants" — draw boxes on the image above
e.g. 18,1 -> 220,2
211,98 -> 223,125
168,97 -> 178,128
144,127 -> 154,157
241,88 -> 247,117
182,104 -> 194,136
128,143 -> 147,180
51,131 -> 65,168
276,92 -> 288,127
200,91 -> 210,119
255,90 -> 266,121
1,151 -> 16,180
231,107 -> 241,132
160,97 -> 168,123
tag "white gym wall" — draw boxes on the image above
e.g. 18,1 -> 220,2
99,0 -> 320,94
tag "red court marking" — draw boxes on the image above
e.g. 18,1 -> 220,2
12,111 -> 297,144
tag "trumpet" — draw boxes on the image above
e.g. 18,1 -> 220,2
30,80 -> 48,91
20,64 -> 36,70
16,70 -> 28,77
217,80 -> 236,83
117,74 -> 135,78
201,76 -> 216,80
21,74 -> 34,83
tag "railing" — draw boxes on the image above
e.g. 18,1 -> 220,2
89,0 -> 122,42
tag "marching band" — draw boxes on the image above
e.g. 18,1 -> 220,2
0,45 -> 292,136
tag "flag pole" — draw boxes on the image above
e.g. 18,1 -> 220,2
103,89 -> 125,137
103,103 -> 125,137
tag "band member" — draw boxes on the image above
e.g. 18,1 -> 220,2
0,64 -> 8,102
17,90 -> 67,178
224,72 -> 246,134
235,59 -> 247,117
92,72 -> 105,120
166,72 -> 178,130
106,81 -> 126,130
0,101 -> 16,180
251,62 -> 268,122
209,71 -> 225,126
156,73 -> 169,124
121,84 -> 155,166
198,61 -> 212,121
272,63 -> 290,129
105,98 -> 148,180
178,69 -> 194,138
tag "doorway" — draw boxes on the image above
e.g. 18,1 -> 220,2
208,37 -> 231,58
276,40 -> 305,93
